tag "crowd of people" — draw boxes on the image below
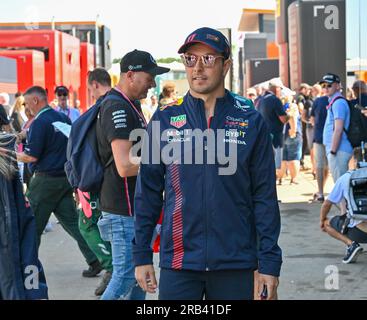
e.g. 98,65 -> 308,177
0,25 -> 366,300
248,74 -> 367,264
248,76 -> 367,200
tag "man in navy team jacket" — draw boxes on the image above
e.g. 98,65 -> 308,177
133,27 -> 282,300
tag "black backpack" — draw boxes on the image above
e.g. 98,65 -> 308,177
64,94 -> 123,193
329,96 -> 367,148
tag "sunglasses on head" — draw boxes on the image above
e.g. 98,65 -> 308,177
180,53 -> 225,68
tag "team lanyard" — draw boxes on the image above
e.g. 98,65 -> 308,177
35,106 -> 52,120
113,86 -> 147,127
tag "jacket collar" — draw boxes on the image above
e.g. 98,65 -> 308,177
185,90 -> 233,116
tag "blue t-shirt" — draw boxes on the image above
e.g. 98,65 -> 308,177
56,106 -> 80,123
25,107 -> 71,174
322,93 -> 353,155
311,96 -> 328,144
257,91 -> 287,148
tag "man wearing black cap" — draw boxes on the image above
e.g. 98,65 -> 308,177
55,86 -> 80,123
320,73 -> 353,183
95,49 -> 169,300
133,27 -> 282,300
1,86 -> 99,278
350,80 -> 367,162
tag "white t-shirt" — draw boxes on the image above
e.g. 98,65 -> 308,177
327,171 -> 362,228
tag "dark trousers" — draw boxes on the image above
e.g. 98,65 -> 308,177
26,175 -> 97,265
159,268 -> 254,300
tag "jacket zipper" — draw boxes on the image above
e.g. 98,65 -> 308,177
204,114 -> 213,272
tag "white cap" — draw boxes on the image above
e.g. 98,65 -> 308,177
268,78 -> 284,89
246,88 -> 257,96
0,92 -> 10,105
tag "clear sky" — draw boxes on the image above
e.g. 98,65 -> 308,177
0,0 -> 245,60
346,0 -> 366,60
0,0 -> 364,60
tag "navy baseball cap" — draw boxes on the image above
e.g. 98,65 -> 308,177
120,49 -> 170,76
178,27 -> 231,59
319,73 -> 341,84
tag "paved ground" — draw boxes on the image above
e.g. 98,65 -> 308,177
38,158 -> 367,300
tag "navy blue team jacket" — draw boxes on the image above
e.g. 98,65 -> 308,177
133,91 -> 282,277
0,137 -> 48,300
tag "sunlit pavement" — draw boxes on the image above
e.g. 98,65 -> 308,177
39,157 -> 367,300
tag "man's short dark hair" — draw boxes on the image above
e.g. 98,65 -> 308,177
88,68 -> 111,87
54,85 -> 69,95
24,86 -> 48,100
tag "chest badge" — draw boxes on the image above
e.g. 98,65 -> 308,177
170,114 -> 187,129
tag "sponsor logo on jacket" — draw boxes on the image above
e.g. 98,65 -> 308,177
170,114 -> 187,129
225,116 -> 249,129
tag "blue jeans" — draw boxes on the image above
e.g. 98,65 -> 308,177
283,136 -> 302,161
97,212 -> 145,300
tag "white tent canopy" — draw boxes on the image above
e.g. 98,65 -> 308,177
253,77 -> 296,97
347,58 -> 367,72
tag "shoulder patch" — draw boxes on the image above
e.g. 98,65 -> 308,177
159,97 -> 184,111
230,92 -> 255,111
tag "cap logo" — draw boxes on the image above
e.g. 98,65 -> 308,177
207,34 -> 219,42
128,65 -> 143,70
186,34 -> 197,43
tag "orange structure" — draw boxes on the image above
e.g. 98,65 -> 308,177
237,4 -> 280,92
238,7 -> 279,59
267,42 -> 280,59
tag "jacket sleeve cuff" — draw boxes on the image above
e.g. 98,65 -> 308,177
133,250 -> 153,267
258,259 -> 282,277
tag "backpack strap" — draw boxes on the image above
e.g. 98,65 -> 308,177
328,96 -> 348,133
105,156 -> 114,168
98,94 -> 128,169
327,95 -> 345,109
